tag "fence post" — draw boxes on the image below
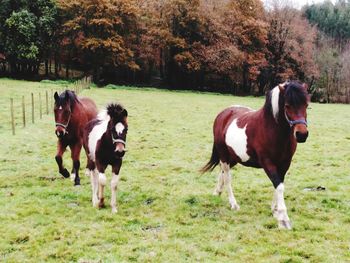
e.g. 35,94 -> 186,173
51,89 -> 53,111
39,93 -> 42,119
10,98 -> 15,135
31,93 -> 34,124
46,90 -> 49,115
22,96 -> 26,127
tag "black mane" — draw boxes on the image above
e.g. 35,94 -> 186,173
106,103 -> 127,121
263,81 -> 308,115
264,88 -> 273,114
56,90 -> 79,108
284,81 -> 308,106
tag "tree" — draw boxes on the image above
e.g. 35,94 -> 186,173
0,0 -> 58,76
260,5 -> 318,94
57,0 -> 140,82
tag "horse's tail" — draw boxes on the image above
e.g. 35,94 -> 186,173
200,143 -> 220,174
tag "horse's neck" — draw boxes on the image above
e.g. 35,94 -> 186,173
261,108 -> 291,139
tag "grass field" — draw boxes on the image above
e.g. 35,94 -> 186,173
0,78 -> 349,262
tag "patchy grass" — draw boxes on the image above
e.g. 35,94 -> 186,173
0,79 -> 349,262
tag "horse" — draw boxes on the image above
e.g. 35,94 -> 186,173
54,90 -> 98,186
83,103 -> 128,213
201,81 -> 310,229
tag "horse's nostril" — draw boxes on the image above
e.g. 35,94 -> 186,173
295,131 -> 308,143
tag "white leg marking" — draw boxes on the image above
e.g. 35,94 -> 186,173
225,119 -> 250,162
90,169 -> 99,207
221,162 -> 240,210
98,173 -> 106,206
273,183 -> 291,229
70,173 -> 76,182
213,170 -> 225,196
271,86 -> 280,121
98,173 -> 107,186
110,173 -> 120,213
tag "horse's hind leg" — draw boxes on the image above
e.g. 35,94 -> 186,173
91,169 -> 99,208
221,161 -> 240,210
55,142 -> 70,178
70,143 -> 82,186
213,170 -> 225,196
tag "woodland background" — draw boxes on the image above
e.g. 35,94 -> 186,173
0,0 -> 350,103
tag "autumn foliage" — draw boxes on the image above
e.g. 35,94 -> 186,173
0,0 -> 349,101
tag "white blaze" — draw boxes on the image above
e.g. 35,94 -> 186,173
271,86 -> 280,120
225,119 -> 250,162
115,122 -> 125,135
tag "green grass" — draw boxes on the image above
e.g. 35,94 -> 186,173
0,79 -> 349,262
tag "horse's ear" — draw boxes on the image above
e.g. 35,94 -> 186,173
123,109 -> 128,117
302,83 -> 308,91
65,91 -> 69,101
54,92 -> 59,102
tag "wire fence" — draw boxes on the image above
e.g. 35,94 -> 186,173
9,76 -> 92,135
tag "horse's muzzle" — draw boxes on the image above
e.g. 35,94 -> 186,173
295,131 -> 308,143
55,127 -> 66,138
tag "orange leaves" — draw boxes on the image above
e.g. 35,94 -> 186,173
174,51 -> 201,72
57,0 -> 139,70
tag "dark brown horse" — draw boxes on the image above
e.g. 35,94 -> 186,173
202,81 -> 310,229
54,90 -> 98,186
83,103 -> 128,213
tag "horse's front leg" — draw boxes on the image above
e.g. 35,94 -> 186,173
96,161 -> 108,209
262,160 -> 291,230
111,160 -> 122,214
70,142 -> 82,186
55,141 -> 70,178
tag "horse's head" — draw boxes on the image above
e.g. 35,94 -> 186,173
280,81 -> 310,143
107,103 -> 128,158
54,91 -> 72,138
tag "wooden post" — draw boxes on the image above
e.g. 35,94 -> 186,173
45,90 -> 49,115
10,98 -> 15,135
39,93 -> 42,119
22,96 -> 26,127
51,89 -> 53,110
31,93 -> 34,123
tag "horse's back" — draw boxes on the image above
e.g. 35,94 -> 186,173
80,97 -> 98,120
214,105 -> 254,136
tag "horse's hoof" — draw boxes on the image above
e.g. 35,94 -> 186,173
98,198 -> 105,209
92,199 -> 99,208
70,173 -> 76,182
111,207 -> 118,214
213,190 -> 222,196
230,203 -> 240,211
60,169 -> 70,178
278,220 -> 292,230
74,184 -> 81,187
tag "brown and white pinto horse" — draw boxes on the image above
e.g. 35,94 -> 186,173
83,103 -> 128,213
54,90 -> 97,186
202,81 -> 310,229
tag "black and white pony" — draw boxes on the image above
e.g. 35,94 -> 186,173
83,103 -> 128,213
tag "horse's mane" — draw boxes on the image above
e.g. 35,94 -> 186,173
106,103 -> 127,121
284,81 -> 308,106
56,90 -> 80,108
263,81 -> 308,116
